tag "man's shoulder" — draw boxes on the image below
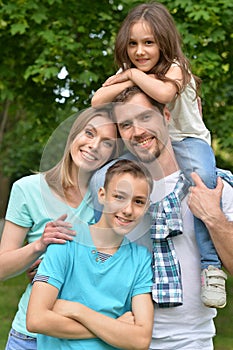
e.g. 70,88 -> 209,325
95,152 -> 137,173
89,153 -> 137,188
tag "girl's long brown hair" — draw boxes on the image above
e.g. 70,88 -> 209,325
115,2 -> 201,96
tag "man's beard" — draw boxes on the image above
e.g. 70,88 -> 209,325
129,142 -> 162,163
134,148 -> 161,163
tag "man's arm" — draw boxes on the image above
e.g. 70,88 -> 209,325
26,282 -> 95,339
188,172 -> 233,274
53,293 -> 154,350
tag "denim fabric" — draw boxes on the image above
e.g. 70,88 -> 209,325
172,138 -> 216,192
5,328 -> 37,350
172,137 -> 221,269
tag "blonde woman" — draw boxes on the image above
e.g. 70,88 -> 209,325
0,105 -> 122,350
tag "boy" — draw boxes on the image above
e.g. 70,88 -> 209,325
26,159 -> 154,350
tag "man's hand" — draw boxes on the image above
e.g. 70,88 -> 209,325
188,172 -> 223,221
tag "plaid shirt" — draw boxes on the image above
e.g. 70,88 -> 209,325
217,168 -> 233,186
149,172 -> 190,307
149,169 -> 233,308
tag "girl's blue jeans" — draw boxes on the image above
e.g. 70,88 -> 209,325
5,328 -> 37,350
172,137 -> 221,269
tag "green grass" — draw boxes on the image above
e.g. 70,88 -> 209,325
0,274 -> 28,350
214,275 -> 233,350
0,274 -> 233,350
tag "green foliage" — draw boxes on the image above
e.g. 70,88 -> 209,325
0,0 -> 233,181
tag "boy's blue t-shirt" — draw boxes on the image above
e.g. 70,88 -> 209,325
5,173 -> 95,337
36,222 -> 153,349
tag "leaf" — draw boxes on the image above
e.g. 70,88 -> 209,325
10,22 -> 28,35
31,11 -> 47,24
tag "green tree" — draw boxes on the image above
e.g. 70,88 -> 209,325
0,0 -> 232,215
164,0 -> 233,168
0,0 -> 123,179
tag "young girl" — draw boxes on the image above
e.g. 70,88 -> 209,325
0,105 -> 122,350
91,2 -> 227,309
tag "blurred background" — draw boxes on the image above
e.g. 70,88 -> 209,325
0,0 -> 232,348
0,0 -> 233,218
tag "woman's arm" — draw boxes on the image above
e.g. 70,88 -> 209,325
0,221 -> 38,280
102,66 -> 182,104
27,282 -> 95,339
91,79 -> 134,107
53,293 -> 154,350
0,215 -> 75,281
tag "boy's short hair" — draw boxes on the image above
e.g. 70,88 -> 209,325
104,159 -> 153,195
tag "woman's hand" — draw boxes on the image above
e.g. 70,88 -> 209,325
26,258 -> 43,282
35,214 -> 76,253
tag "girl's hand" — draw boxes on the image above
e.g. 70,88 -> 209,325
36,214 -> 76,253
103,70 -> 132,86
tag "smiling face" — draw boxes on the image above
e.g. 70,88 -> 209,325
98,172 -> 150,236
115,94 -> 169,163
127,20 -> 160,72
70,115 -> 117,174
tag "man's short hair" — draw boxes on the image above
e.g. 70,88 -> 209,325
113,86 -> 165,115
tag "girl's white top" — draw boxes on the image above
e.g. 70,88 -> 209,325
167,74 -> 211,145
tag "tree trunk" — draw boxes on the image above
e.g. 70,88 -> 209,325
0,172 -> 10,219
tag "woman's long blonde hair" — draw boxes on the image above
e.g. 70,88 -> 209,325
44,105 -> 123,198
